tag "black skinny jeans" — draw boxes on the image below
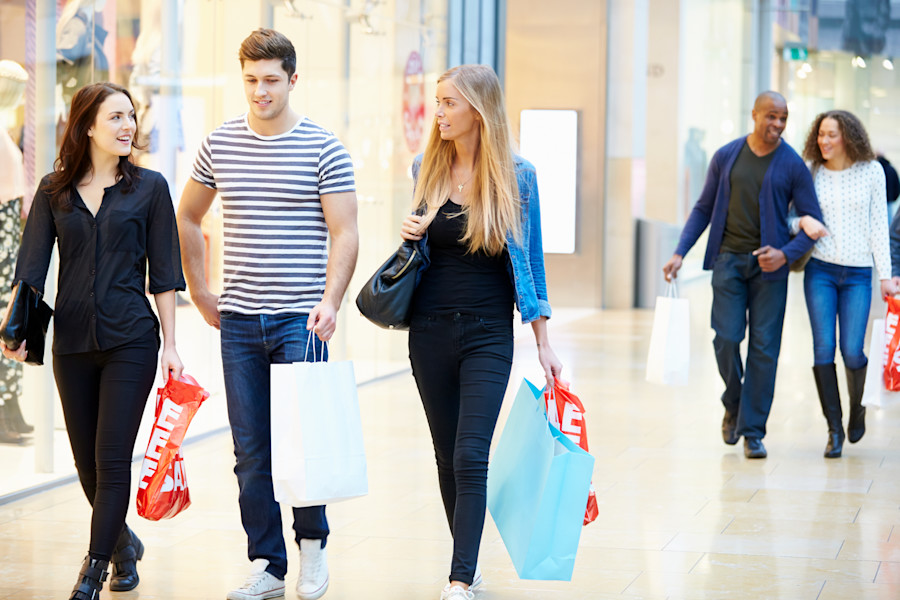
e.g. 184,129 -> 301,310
53,327 -> 159,561
408,311 -> 514,585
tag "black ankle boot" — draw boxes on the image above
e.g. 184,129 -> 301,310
110,524 -> 144,591
846,364 -> 867,443
69,554 -> 109,600
813,364 -> 844,458
5,396 -> 33,434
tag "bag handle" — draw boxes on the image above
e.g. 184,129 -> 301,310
664,280 -> 679,298
303,332 -> 328,363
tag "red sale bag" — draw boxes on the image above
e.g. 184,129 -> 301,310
543,378 -> 599,526
884,297 -> 900,392
136,374 -> 209,521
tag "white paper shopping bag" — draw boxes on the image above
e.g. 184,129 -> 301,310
270,350 -> 368,507
862,318 -> 900,409
645,281 -> 690,386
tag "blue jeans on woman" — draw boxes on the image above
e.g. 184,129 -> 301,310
803,258 -> 871,369
220,312 -> 330,581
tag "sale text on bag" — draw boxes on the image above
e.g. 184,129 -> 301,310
546,398 -> 584,446
139,397 -> 187,493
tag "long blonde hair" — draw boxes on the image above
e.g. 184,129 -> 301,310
413,64 -> 521,255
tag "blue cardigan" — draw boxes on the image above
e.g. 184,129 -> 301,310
674,136 -> 823,280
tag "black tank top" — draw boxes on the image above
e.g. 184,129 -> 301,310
412,201 -> 514,318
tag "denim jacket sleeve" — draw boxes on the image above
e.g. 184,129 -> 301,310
509,157 -> 552,323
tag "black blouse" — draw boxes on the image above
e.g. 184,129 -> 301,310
14,168 -> 185,355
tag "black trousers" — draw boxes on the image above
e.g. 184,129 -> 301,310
53,327 -> 159,560
408,311 -> 514,585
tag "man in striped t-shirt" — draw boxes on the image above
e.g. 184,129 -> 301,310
177,29 -> 358,600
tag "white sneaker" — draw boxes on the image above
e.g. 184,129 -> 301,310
471,564 -> 483,591
296,538 -> 329,600
440,564 -> 483,598
227,558 -> 285,600
441,585 -> 474,600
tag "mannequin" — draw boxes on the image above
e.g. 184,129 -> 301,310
56,0 -> 110,107
0,59 -> 30,443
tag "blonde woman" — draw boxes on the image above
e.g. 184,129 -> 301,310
400,64 -> 562,600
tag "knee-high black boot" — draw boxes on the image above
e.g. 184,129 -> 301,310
846,364 -> 867,443
110,524 -> 144,591
69,554 -> 109,600
813,364 -> 844,458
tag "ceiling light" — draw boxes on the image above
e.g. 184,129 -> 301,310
884,57 -> 894,71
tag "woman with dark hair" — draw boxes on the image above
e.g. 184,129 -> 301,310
0,82 -> 185,599
400,64 -> 561,600
795,110 -> 895,458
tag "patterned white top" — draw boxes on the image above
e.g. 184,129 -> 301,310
794,160 -> 890,279
191,115 -> 356,314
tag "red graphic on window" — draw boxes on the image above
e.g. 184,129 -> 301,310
402,51 -> 425,153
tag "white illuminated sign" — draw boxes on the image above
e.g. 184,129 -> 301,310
519,109 -> 578,254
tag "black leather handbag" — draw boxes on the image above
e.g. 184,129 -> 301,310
0,284 -> 54,365
355,240 -> 424,330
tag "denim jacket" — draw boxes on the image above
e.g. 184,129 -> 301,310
411,154 -> 552,324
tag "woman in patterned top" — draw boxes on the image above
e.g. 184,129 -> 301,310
795,110 -> 896,458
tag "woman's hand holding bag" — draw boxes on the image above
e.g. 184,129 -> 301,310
0,283 -> 54,365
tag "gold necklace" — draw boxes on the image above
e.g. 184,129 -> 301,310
452,167 -> 473,193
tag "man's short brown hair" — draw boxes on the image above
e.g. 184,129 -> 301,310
239,28 -> 297,78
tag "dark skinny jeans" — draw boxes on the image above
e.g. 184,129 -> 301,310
53,327 -> 159,561
408,311 -> 514,585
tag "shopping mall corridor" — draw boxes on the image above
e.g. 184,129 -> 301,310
1,275 -> 900,599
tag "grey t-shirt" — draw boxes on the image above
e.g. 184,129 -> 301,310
720,142 -> 775,254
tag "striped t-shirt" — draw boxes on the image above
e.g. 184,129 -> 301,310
190,115 -> 356,314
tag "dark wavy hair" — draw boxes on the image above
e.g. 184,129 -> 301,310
43,82 -> 142,210
239,28 -> 296,78
802,109 -> 875,167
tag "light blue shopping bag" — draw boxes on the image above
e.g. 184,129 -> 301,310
487,379 -> 595,581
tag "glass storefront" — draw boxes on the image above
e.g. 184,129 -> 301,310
771,0 -> 900,164
679,0 -> 900,203
0,0 -> 449,497
676,0 -> 756,278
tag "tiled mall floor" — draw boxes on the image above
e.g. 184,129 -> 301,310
2,276 -> 900,599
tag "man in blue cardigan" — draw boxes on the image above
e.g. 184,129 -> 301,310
663,91 -> 822,459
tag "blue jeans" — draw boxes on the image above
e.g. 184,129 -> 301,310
408,312 -> 514,586
803,258 -> 871,369
711,252 -> 788,439
220,312 -> 329,580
